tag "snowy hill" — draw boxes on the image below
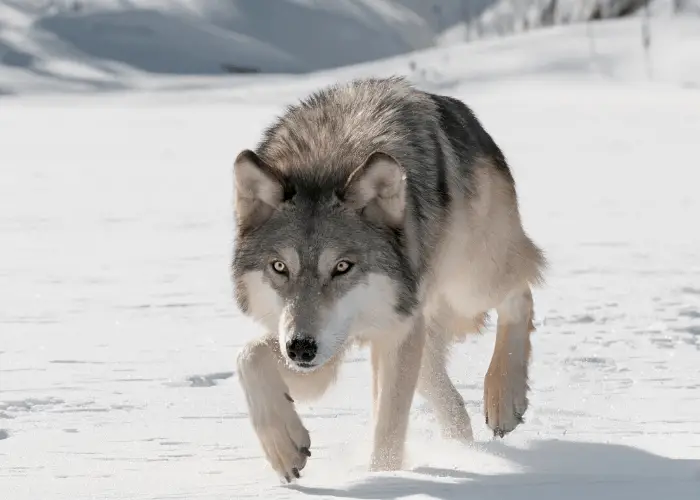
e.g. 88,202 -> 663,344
438,0 -> 700,44
0,0 -> 440,95
3,0 -> 700,96
0,1 -> 413,93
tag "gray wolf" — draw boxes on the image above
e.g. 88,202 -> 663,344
231,76 -> 545,481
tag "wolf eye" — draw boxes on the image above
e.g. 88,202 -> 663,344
271,260 -> 288,275
332,260 -> 354,277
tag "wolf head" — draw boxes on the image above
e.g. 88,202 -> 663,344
231,149 -> 417,372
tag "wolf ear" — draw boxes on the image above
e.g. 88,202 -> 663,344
342,152 -> 406,226
233,149 -> 284,230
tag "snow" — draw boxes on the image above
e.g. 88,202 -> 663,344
3,0 -> 699,95
0,0 -> 438,94
2,9 -> 700,500
440,0 -> 700,44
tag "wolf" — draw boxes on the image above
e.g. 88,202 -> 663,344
231,76 -> 545,481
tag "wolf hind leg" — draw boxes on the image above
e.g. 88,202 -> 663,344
370,318 -> 425,471
417,321 -> 474,442
484,284 -> 535,437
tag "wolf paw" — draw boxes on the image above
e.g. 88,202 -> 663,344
483,363 -> 528,438
251,392 -> 311,482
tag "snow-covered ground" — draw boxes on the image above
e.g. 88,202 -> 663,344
2,11 -> 700,500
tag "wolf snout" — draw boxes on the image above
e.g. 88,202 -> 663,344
285,336 -> 318,364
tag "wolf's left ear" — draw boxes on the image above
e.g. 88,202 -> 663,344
233,149 -> 284,230
342,151 -> 406,226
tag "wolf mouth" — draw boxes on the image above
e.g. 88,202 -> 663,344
286,360 -> 320,373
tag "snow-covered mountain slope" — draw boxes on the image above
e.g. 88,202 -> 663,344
2,10 -> 700,500
0,0 -> 437,94
438,0 -> 700,44
152,15 -> 700,102
4,0 -> 699,96
2,11 -> 700,97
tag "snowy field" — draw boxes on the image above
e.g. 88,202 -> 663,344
2,14 -> 700,500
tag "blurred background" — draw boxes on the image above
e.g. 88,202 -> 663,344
1,0 -> 699,94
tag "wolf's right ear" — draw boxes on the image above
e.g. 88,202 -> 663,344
233,149 -> 284,230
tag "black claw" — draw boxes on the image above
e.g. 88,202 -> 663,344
284,393 -> 294,403
493,428 -> 506,438
292,467 -> 300,479
515,412 -> 524,424
284,474 -> 291,483
299,446 -> 311,457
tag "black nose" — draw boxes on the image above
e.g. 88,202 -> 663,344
286,336 -> 317,363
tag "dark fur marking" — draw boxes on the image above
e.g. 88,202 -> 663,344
388,227 -> 419,316
429,92 -> 515,185
430,129 -> 450,209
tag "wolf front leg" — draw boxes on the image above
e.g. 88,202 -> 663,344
369,317 -> 426,471
237,336 -> 311,482
484,285 -> 535,437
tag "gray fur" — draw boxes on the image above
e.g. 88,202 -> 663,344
232,77 -> 545,478
232,76 -> 516,322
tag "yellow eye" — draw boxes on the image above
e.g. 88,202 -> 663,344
333,260 -> 354,277
271,260 -> 287,274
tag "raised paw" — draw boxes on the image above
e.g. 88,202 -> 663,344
484,359 -> 529,438
251,392 -> 311,481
